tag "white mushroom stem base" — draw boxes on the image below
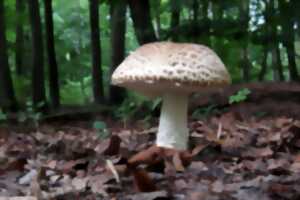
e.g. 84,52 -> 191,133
156,93 -> 189,150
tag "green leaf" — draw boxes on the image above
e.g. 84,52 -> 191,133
229,88 -> 251,104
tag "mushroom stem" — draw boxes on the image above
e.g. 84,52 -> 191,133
156,93 -> 189,150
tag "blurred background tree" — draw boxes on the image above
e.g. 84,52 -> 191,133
0,0 -> 299,113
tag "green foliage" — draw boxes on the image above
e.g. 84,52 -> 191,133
229,88 -> 251,104
93,120 -> 110,139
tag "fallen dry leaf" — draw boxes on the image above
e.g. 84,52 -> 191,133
131,168 -> 156,192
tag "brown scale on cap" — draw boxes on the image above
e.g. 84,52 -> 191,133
111,41 -> 231,97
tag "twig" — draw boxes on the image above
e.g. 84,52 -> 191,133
217,122 -> 223,139
106,159 -> 120,183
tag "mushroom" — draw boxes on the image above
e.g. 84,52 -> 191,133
111,42 -> 231,150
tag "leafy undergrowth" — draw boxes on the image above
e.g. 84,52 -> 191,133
1,112 -> 300,200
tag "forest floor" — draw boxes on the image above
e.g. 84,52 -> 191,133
1,84 -> 300,200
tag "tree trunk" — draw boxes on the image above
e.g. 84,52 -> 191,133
259,46 -> 268,81
109,0 -> 127,104
0,0 -> 17,110
191,0 -> 199,41
269,0 -> 284,81
15,0 -> 24,76
259,0 -> 271,81
212,0 -> 223,20
240,47 -> 251,81
44,0 -> 60,108
279,0 -> 299,81
28,0 -> 46,108
153,0 -> 161,39
294,0 -> 300,37
201,0 -> 210,45
89,0 -> 104,104
202,0 -> 209,21
239,0 -> 251,81
271,44 -> 284,81
170,0 -> 180,41
286,42 -> 299,81
192,0 -> 199,22
275,44 -> 284,81
128,0 -> 157,44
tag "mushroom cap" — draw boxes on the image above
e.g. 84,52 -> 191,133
111,42 -> 231,97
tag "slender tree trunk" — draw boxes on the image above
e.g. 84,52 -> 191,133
153,0 -> 161,39
44,0 -> 60,108
212,1 -> 223,20
0,0 -> 17,110
239,0 -> 252,81
210,1 -> 225,54
170,0 -> 180,41
89,0 -> 103,104
279,0 -> 299,81
286,42 -> 299,81
128,0 -> 157,44
262,0 -> 283,81
294,0 -> 300,37
191,0 -> 199,41
275,44 -> 284,81
202,0 -> 209,20
15,0 -> 24,76
240,47 -> 251,81
201,0 -> 210,45
109,0 -> 127,104
192,0 -> 199,22
28,0 -> 46,108
271,44 -> 283,81
268,0 -> 284,81
259,46 -> 268,81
